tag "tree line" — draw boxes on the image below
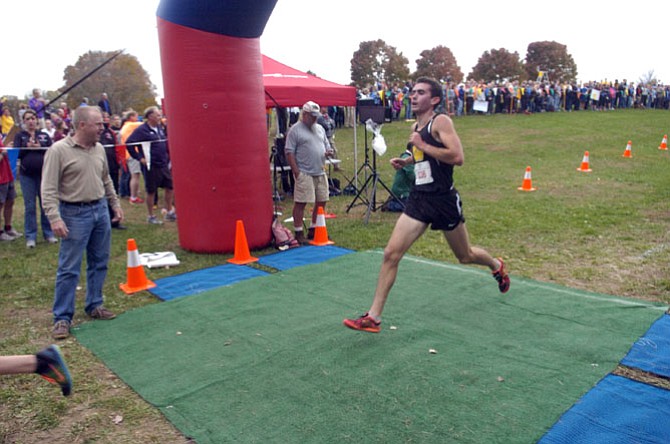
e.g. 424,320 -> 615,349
349,39 -> 638,87
1,41 -> 659,123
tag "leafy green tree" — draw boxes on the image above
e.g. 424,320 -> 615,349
523,41 -> 578,83
62,51 -> 157,114
350,39 -> 409,87
414,45 -> 463,83
469,48 -> 524,83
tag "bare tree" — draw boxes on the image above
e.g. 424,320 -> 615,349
638,70 -> 658,86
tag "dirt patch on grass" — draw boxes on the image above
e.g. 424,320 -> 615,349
613,365 -> 670,391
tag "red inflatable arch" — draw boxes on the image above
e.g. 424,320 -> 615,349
156,0 -> 277,253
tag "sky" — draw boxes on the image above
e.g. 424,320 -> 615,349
4,0 -> 670,99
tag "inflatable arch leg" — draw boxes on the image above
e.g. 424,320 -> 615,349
157,0 -> 277,252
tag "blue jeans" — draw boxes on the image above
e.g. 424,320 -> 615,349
404,103 -> 412,119
53,200 -> 111,323
119,168 -> 130,197
19,174 -> 53,241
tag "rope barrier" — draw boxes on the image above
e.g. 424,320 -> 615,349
1,138 -> 169,151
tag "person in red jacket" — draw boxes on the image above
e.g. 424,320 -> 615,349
0,139 -> 22,241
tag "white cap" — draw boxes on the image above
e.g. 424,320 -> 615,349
302,101 -> 320,117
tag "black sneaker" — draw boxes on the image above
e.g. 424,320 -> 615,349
294,231 -> 309,246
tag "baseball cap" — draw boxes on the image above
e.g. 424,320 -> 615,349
302,101 -> 320,116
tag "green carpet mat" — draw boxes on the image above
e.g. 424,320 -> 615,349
74,250 -> 666,443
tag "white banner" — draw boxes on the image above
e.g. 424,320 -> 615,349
474,100 -> 488,112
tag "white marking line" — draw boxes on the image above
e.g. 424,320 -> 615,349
367,251 -> 668,312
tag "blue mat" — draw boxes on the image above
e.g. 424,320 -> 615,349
538,374 -> 670,444
257,245 -> 353,270
150,264 -> 268,301
149,246 -> 354,301
621,313 -> 670,378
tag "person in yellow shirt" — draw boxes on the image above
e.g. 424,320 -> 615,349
1,108 -> 15,137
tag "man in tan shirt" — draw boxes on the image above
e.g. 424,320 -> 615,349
42,106 -> 124,340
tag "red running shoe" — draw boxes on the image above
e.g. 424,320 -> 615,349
493,257 -> 510,293
129,196 -> 145,204
343,313 -> 381,333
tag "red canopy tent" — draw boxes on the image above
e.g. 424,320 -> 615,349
262,54 -> 361,189
262,55 -> 356,107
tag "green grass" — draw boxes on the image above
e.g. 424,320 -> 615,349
1,109 -> 669,443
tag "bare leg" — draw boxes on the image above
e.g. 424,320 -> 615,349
292,202 -> 306,232
0,355 -> 37,375
146,192 -> 156,217
369,214 -> 427,318
130,173 -> 140,199
3,199 -> 14,227
164,189 -> 174,213
443,222 -> 500,271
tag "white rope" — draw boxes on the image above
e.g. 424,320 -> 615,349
1,138 -> 169,151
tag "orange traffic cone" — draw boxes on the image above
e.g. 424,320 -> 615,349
309,207 -> 334,246
622,141 -> 632,158
309,206 -> 336,219
227,220 -> 258,265
120,238 -> 156,294
659,135 -> 668,151
577,151 -> 592,172
517,166 -> 536,191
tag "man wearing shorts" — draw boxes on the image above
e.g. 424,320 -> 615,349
344,77 -> 510,333
126,106 -> 175,224
120,111 -> 143,204
285,101 -> 334,244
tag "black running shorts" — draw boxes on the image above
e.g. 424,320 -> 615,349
144,164 -> 173,194
403,188 -> 465,231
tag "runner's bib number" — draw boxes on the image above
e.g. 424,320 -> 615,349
414,160 -> 433,185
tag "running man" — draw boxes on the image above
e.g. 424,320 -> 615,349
344,77 -> 510,333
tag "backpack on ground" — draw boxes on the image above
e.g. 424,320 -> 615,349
271,217 -> 299,250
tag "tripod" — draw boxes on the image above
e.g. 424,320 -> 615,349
346,122 -> 398,223
269,137 -> 293,204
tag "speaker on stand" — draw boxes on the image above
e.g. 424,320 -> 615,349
346,103 -> 399,223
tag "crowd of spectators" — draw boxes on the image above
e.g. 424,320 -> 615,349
354,79 -> 670,120
0,89 -> 175,244
437,79 -> 670,116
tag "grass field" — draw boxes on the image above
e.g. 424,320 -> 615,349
1,109 -> 669,443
